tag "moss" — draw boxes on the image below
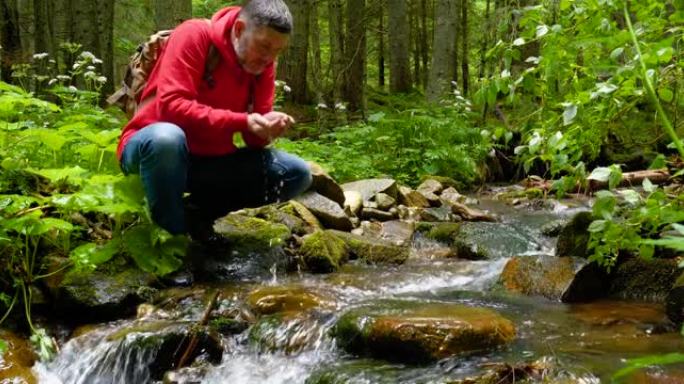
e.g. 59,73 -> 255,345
214,214 -> 291,251
300,230 -> 349,273
556,211 -> 593,258
209,317 -> 248,335
609,257 -> 679,301
247,285 -> 328,314
415,221 -> 436,233
418,175 -> 462,190
425,222 -> 462,243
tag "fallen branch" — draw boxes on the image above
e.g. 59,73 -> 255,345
176,290 -> 220,369
524,168 -> 670,193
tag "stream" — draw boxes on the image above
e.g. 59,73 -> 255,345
32,196 -> 684,383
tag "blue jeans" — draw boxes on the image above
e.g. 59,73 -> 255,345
120,122 -> 312,234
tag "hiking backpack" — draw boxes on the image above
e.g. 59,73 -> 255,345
107,21 -> 220,118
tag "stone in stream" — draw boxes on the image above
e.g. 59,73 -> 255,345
498,255 -> 608,302
240,203 -> 309,236
397,185 -> 431,208
417,221 -> 539,260
342,178 -> 398,202
246,285 -> 334,316
343,190 -> 363,216
49,258 -> 157,323
555,211 -> 593,258
289,200 -> 323,231
213,213 -> 292,252
374,192 -> 397,211
609,256 -> 679,302
300,230 -> 350,273
416,179 -> 442,205
540,218 -> 567,237
308,161 -> 346,207
360,207 -> 396,222
666,269 -> 684,324
296,191 -> 353,231
332,301 -> 515,363
163,366 -> 211,384
420,206 -> 456,222
327,230 -> 410,264
248,312 -> 329,354
0,330 -> 37,384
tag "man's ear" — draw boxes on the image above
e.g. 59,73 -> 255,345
234,19 -> 247,39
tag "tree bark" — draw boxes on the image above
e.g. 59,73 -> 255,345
426,0 -> 456,103
377,4 -> 385,87
33,0 -> 50,55
309,0 -> 323,102
96,0 -> 114,95
460,0 -> 469,95
0,0 -> 22,81
419,0 -> 429,88
279,0 -> 310,104
70,0 -> 100,57
388,0 -> 411,93
154,0 -> 191,31
344,0 -> 366,115
328,0 -> 345,105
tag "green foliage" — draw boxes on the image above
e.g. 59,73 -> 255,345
0,339 -> 6,356
587,180 -> 684,270
278,107 -> 490,186
30,328 -> 58,362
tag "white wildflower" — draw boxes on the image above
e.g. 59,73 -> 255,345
335,102 -> 346,111
86,65 -> 95,71
501,69 -> 511,78
79,51 -> 96,60
68,86 -> 78,92
92,58 -> 103,64
72,62 -> 81,70
97,76 -> 107,84
283,85 -> 292,93
48,78 -> 57,86
33,52 -> 49,60
57,75 -> 71,81
316,103 -> 328,109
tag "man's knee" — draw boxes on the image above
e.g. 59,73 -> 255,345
283,155 -> 312,197
144,122 -> 187,160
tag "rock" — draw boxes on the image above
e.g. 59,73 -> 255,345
442,200 -> 496,222
419,222 -> 541,260
300,230 -> 350,273
247,285 -> 332,315
378,220 -> 415,247
556,211 -> 593,258
396,205 -> 424,221
343,190 -> 363,216
440,187 -> 466,204
420,206 -> 455,222
342,179 -> 398,202
213,213 -> 291,252
242,203 -> 308,235
498,255 -> 607,301
332,301 -> 515,363
103,321 -> 222,382
51,260 -> 157,323
308,162 -> 346,206
360,207 -> 396,222
609,257 -> 679,302
666,270 -> 684,324
416,179 -> 443,204
419,175 -> 461,190
288,200 -> 323,231
296,192 -> 352,231
374,193 -> 396,211
541,219 -> 567,237
249,312 -> 328,354
362,200 -> 378,209
397,186 -> 430,208
163,366 -> 210,384
0,330 -> 36,384
328,230 -> 410,264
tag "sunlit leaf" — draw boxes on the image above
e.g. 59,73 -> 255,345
562,104 -> 577,126
536,24 -> 549,38
659,88 -> 674,102
642,178 -> 655,193
588,167 -> 611,182
513,38 -> 525,46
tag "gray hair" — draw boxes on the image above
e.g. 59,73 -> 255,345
240,0 -> 293,34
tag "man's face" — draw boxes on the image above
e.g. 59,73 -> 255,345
234,19 -> 289,75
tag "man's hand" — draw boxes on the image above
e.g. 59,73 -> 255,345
247,113 -> 274,141
263,111 -> 295,138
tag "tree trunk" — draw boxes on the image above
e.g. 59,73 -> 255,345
388,0 -> 411,93
0,0 -> 22,81
70,0 -> 100,57
344,0 -> 366,115
328,0 -> 345,105
154,0 -> 191,30
279,0 -> 310,104
33,0 -> 50,55
309,0 -> 323,102
378,4 -> 385,88
460,0 -> 469,95
426,0 -> 456,103
479,0 -> 491,78
16,0 -> 33,54
96,0 -> 114,95
419,0 -> 429,88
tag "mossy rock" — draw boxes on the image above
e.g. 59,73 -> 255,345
213,213 -> 292,252
332,301 -> 515,363
609,256 -> 679,302
300,230 -> 350,273
249,312 -> 327,354
52,259 -> 157,323
327,230 -> 409,265
667,271 -> 684,324
556,211 -> 593,258
418,175 -> 462,190
422,222 -> 462,243
541,219 -> 567,237
247,285 -> 332,315
305,360 -> 401,384
0,330 -> 36,384
242,203 -> 308,235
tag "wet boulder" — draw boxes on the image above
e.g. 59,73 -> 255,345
51,259 -> 157,323
308,162 -> 346,207
332,301 -> 515,363
556,211 -> 593,258
163,366 -> 211,384
213,213 -> 291,253
289,200 -> 323,231
374,193 -> 396,211
247,285 -> 333,316
666,270 -> 684,324
249,312 -> 330,354
360,207 -> 396,222
328,230 -> 410,264
420,206 -> 456,222
397,186 -> 430,208
342,179 -> 398,202
609,257 -> 679,302
416,179 -> 442,205
0,330 -> 36,384
343,190 -> 363,216
241,203 -> 308,236
296,192 -> 353,231
541,219 -> 567,237
498,255 -> 608,302
300,230 -> 350,273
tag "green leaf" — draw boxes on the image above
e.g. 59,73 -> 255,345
657,47 -> 673,63
588,220 -> 607,233
610,47 -> 624,61
659,88 -> 674,103
123,224 -> 185,276
642,178 -> 655,193
648,154 -> 667,170
30,328 -> 58,362
513,38 -> 525,46
617,189 -> 641,205
70,240 -> 120,271
673,223 -> 684,236
588,167 -> 611,182
639,243 -> 654,261
27,166 -> 87,184
562,104 -> 578,126
536,24 -> 549,38
368,112 -> 385,123
0,339 -> 7,356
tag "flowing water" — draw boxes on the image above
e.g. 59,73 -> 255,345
34,197 -> 684,383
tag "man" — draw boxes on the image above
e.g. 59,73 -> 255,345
117,0 -> 311,236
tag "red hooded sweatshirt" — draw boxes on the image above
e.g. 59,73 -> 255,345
116,6 -> 274,159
